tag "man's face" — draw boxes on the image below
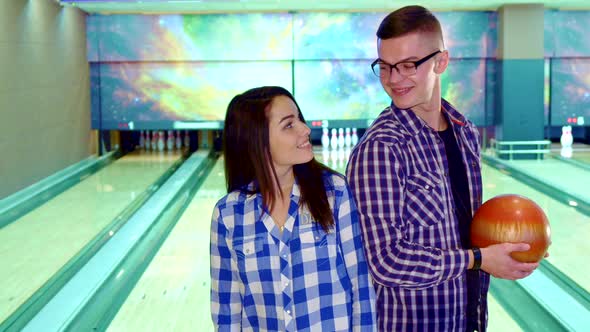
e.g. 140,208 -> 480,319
376,32 -> 448,112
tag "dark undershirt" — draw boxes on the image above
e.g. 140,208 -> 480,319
438,125 -> 480,332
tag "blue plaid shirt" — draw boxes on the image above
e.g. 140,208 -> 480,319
210,172 -> 377,331
346,99 -> 489,332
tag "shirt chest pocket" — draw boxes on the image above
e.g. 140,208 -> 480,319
299,225 -> 337,268
233,235 -> 266,274
405,171 -> 445,227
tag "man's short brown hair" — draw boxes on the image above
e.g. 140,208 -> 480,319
376,5 -> 443,43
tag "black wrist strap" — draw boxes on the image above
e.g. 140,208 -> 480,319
472,247 -> 482,270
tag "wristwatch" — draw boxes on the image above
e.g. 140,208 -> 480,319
472,247 -> 482,270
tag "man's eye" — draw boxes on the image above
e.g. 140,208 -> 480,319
400,63 -> 415,70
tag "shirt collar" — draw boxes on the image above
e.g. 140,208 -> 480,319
389,98 -> 468,136
244,178 -> 301,204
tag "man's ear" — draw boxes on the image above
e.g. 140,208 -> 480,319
434,50 -> 450,74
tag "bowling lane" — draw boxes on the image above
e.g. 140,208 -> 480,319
571,152 -> 590,164
566,145 -> 590,164
0,150 -> 183,324
487,296 -> 523,332
106,150 -> 530,332
571,151 -> 590,164
481,163 -> 590,293
551,142 -> 590,165
106,157 -> 223,332
502,158 -> 590,203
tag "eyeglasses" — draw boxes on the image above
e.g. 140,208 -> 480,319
371,50 -> 442,78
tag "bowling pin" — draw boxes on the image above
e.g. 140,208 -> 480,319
344,128 -> 351,147
139,130 -> 145,149
321,128 -> 330,149
175,130 -> 183,149
351,128 -> 359,146
157,131 -> 165,151
184,130 -> 190,148
560,125 -> 573,148
150,131 -> 157,151
338,128 -> 345,149
166,130 -> 175,150
145,131 -> 151,150
330,128 -> 338,150
560,146 -> 573,158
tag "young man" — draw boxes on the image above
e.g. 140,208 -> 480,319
346,6 -> 539,331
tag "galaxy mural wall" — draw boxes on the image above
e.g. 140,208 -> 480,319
545,11 -> 590,127
88,11 -> 497,130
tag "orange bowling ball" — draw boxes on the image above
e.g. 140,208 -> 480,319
470,194 -> 551,263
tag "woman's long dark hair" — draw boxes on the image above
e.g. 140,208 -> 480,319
223,86 -> 335,232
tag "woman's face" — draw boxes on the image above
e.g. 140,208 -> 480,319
266,95 -> 313,174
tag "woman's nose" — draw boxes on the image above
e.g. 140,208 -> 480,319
301,123 -> 311,136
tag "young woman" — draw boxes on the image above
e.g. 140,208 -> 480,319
210,86 -> 376,331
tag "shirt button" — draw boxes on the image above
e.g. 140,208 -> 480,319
285,282 -> 289,287
287,310 -> 291,315
425,185 -> 430,190
282,254 -> 287,258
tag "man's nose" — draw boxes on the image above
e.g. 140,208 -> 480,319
388,68 -> 404,84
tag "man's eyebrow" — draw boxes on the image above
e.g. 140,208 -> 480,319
377,56 -> 419,65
